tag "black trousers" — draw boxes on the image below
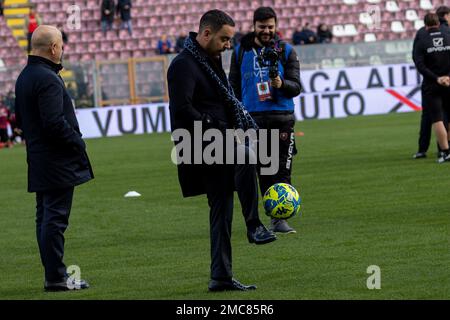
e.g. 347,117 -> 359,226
35,187 -> 74,282
252,113 -> 297,195
418,87 -> 449,153
203,145 -> 261,280
0,128 -> 8,143
418,105 -> 433,153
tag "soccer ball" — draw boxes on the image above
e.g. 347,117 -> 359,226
263,183 -> 301,219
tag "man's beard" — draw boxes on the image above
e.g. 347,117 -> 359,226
205,42 -> 223,58
256,32 -> 274,46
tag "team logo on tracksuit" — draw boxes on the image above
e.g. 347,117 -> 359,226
433,38 -> 443,47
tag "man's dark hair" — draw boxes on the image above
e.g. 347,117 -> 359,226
424,12 -> 440,27
199,10 -> 235,33
436,6 -> 450,19
253,6 -> 277,24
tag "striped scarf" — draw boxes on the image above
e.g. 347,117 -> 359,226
184,36 -> 258,131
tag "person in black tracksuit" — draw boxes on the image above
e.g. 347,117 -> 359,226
413,6 -> 450,159
229,7 -> 301,233
413,13 -> 450,163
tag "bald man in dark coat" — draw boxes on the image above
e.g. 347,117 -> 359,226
15,25 -> 93,291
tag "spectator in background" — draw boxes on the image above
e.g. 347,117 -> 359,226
292,25 -> 302,45
117,0 -> 132,36
66,82 -> 77,101
317,23 -> 333,43
157,34 -> 172,54
175,32 -> 187,53
101,0 -> 115,36
4,90 -> 15,113
2,91 -> 20,143
25,7 -> 42,53
0,0 -> 4,17
293,23 -> 317,45
0,101 -> 12,148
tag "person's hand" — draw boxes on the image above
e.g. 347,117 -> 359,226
105,9 -> 110,15
443,76 -> 450,87
270,76 -> 283,89
437,76 -> 450,87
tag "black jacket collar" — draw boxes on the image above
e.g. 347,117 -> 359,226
240,32 -> 257,50
28,55 -> 63,73
439,17 -> 449,27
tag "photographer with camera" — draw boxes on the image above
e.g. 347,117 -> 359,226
229,7 -> 301,234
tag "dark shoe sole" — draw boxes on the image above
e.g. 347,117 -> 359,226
208,287 -> 255,292
208,285 -> 257,292
44,286 -> 89,292
44,282 -> 90,292
44,286 -> 70,292
248,236 -> 277,245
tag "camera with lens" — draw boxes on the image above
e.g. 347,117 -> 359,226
256,39 -> 283,79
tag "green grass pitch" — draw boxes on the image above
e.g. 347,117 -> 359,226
0,111 -> 448,300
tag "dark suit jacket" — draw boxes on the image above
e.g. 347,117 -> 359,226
101,0 -> 115,22
15,55 -> 93,192
117,0 -> 132,21
167,33 -> 234,197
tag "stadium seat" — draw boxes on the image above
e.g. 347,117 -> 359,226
419,0 -> 433,10
405,9 -> 419,21
344,24 -> 358,36
414,19 -> 425,30
386,1 -> 400,12
332,25 -> 345,37
364,33 -> 377,42
391,21 -> 406,33
359,12 -> 373,25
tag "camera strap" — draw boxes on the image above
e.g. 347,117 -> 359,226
252,48 -> 266,83
252,48 -> 271,101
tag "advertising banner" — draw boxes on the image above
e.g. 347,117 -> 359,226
76,64 -> 423,139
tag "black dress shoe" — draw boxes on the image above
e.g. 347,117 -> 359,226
247,224 -> 277,244
208,278 -> 257,292
44,278 -> 90,291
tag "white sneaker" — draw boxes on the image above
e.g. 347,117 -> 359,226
438,152 -> 450,163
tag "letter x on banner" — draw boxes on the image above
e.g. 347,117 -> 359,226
386,86 -> 422,113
